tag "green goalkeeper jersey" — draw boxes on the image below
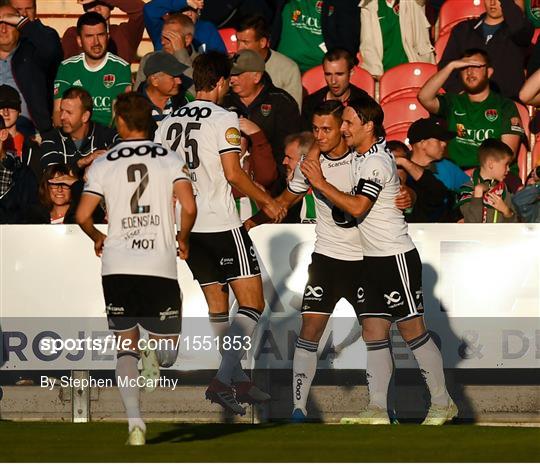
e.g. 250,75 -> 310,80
54,52 -> 132,127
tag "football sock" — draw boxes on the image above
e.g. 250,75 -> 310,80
292,338 -> 318,415
407,332 -> 450,406
209,312 -> 250,383
365,339 -> 393,410
116,351 -> 146,432
216,307 -> 260,385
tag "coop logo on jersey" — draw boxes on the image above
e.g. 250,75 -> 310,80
103,74 -> 116,88
484,109 -> 498,122
224,127 -> 241,146
260,104 -> 272,117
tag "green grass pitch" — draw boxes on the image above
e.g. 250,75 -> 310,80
0,422 -> 538,462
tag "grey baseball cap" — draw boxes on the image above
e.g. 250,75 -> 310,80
230,49 -> 265,75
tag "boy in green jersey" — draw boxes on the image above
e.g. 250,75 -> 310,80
53,12 -> 131,128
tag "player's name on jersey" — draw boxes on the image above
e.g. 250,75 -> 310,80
107,144 -> 168,161
40,375 -> 178,391
121,214 -> 161,229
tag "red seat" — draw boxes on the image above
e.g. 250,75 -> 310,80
438,0 -> 485,38
381,97 -> 429,134
218,28 -> 237,55
301,64 -> 375,97
533,28 -> 540,45
379,63 -> 438,106
434,32 -> 451,64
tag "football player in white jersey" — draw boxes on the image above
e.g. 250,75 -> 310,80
156,52 -> 286,415
76,93 -> 197,445
301,95 -> 457,426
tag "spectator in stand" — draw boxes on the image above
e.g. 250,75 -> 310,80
24,163 -> 105,224
270,0 -> 360,73
512,167 -> 540,222
359,0 -> 434,80
199,0 -> 273,29
53,12 -> 132,128
138,51 -> 190,126
0,3 -> 62,135
222,49 -> 302,180
0,115 -> 37,223
41,87 -> 117,176
236,15 -> 302,109
233,115 -> 279,221
301,48 -> 369,130
395,118 -> 469,222
0,85 -> 40,179
135,12 -> 196,94
457,138 -> 517,222
62,0 -> 145,63
9,0 -> 62,101
418,48 -> 525,192
438,0 -> 533,100
144,0 -> 227,54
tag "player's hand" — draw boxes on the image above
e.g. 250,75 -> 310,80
161,29 -> 186,51
244,218 -> 257,232
262,198 -> 287,223
395,185 -> 415,210
304,141 -> 321,162
239,117 -> 261,136
300,158 -> 325,189
94,231 -> 106,257
187,0 -> 204,9
178,239 -> 189,260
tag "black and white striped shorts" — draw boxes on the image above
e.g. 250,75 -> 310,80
186,226 -> 260,287
360,248 -> 424,322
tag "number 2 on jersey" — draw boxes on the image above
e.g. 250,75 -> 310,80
127,163 -> 150,214
165,122 -> 201,170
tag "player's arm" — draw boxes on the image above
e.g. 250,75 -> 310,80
221,151 -> 287,222
301,159 -> 374,218
246,189 -> 303,230
173,179 -> 197,260
76,193 -> 107,257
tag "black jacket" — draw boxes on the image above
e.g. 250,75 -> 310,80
270,0 -> 360,57
438,0 -> 533,100
301,84 -> 370,130
39,123 -> 118,176
12,19 -> 63,134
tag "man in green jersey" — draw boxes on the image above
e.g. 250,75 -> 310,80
53,12 -> 131,128
419,48 -> 524,171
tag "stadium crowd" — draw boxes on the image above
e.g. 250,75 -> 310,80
0,0 -> 539,224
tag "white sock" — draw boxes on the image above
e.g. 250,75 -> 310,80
292,338 -> 318,415
407,332 -> 450,406
216,307 -> 260,385
116,352 -> 146,432
209,312 -> 250,383
365,339 -> 393,410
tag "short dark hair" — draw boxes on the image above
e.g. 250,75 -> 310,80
461,48 -> 490,67
387,140 -> 411,159
193,52 -> 231,92
348,95 -> 386,138
313,100 -> 344,121
323,48 -> 357,70
76,11 -> 107,35
114,92 -> 153,136
237,15 -> 270,40
62,87 -> 93,116
478,138 -> 514,166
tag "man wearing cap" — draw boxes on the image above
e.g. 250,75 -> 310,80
41,86 -> 117,176
396,118 -> 469,222
53,12 -> 132,128
222,49 -> 302,200
138,51 -> 190,126
62,0 -> 145,63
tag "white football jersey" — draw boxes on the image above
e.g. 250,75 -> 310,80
155,100 -> 242,233
84,140 -> 190,279
352,139 -> 415,257
288,150 -> 363,261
